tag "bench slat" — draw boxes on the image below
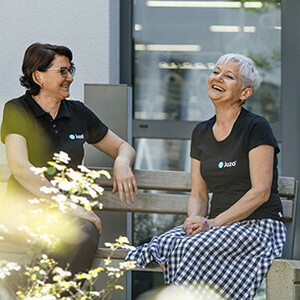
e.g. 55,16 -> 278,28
96,168 -> 297,198
100,192 -> 188,214
94,248 -> 129,260
99,192 -> 294,221
278,176 -> 297,199
97,168 -> 191,192
282,199 -> 293,221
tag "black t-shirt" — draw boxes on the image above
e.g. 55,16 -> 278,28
1,91 -> 108,198
190,108 -> 284,222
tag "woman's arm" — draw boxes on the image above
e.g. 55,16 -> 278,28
92,130 -> 138,205
210,145 -> 274,228
5,134 -> 53,198
6,133 -> 102,235
183,158 -> 210,235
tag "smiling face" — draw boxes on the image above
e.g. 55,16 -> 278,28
34,54 -> 73,101
208,61 -> 252,106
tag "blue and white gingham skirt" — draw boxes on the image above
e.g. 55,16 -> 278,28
126,219 -> 286,299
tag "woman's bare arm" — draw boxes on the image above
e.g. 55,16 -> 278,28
93,130 -> 138,205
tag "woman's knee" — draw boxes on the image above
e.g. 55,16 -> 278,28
78,218 -> 100,248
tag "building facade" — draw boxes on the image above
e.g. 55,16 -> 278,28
1,0 -> 300,299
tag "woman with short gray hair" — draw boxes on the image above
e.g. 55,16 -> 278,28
127,53 -> 286,299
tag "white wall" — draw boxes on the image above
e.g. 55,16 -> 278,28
0,0 -> 120,163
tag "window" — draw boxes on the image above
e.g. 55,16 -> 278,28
133,0 -> 281,125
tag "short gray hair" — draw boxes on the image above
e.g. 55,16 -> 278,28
216,53 -> 262,91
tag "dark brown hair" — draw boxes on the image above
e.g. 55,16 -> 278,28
19,43 -> 73,95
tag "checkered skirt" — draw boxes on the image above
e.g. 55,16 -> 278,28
126,219 -> 286,299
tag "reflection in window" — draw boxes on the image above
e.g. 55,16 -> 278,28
134,138 -> 191,171
134,0 -> 281,124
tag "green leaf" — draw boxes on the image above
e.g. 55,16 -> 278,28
47,166 -> 56,175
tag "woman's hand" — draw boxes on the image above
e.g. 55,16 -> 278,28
82,210 -> 102,236
92,130 -> 138,206
112,156 -> 138,205
69,205 -> 102,236
183,215 -> 213,236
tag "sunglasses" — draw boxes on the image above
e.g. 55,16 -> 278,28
46,65 -> 76,78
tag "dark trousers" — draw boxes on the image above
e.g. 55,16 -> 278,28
50,217 -> 100,275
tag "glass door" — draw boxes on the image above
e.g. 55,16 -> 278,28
129,1 -> 281,298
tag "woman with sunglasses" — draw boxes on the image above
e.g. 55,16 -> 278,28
0,42 -> 138,276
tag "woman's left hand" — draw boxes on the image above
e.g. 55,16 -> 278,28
184,216 -> 215,236
112,156 -> 138,205
68,205 -> 102,236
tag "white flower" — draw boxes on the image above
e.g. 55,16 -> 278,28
39,270 -> 47,276
119,261 -> 136,270
70,195 -> 81,204
30,166 -> 47,175
58,202 -> 70,214
53,151 -> 71,164
91,184 -> 104,194
79,197 -> 92,209
106,267 -> 119,272
52,194 -> 67,203
41,254 -> 48,260
89,171 -> 101,179
54,267 -> 72,278
40,186 -> 52,194
78,165 -> 91,173
117,236 -> 129,244
28,198 -> 42,204
66,169 -> 83,181
0,269 -> 10,279
69,202 -> 77,209
7,262 -> 21,271
53,163 -> 65,171
58,180 -> 78,192
0,261 -> 21,279
98,170 -> 111,179
40,186 -> 59,194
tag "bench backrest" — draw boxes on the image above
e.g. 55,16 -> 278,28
97,168 -> 297,220
0,165 -> 298,257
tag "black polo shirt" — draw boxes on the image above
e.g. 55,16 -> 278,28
1,91 -> 108,198
190,108 -> 283,222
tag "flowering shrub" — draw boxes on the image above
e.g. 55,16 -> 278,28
0,151 -> 136,299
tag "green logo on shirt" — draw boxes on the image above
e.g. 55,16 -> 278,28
69,133 -> 84,140
218,160 -> 237,169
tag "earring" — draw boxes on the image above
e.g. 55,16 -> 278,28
40,84 -> 43,89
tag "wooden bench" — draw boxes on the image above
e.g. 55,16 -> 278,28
0,164 -> 299,298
